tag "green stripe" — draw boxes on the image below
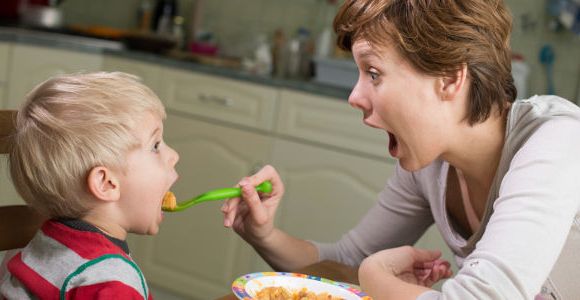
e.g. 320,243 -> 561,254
60,254 -> 147,299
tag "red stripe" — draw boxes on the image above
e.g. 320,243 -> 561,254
66,281 -> 147,299
6,252 -> 59,300
41,221 -> 129,260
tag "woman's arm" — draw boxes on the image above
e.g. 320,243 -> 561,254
223,162 -> 436,270
359,246 -> 451,300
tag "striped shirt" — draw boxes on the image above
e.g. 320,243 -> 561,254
0,219 -> 152,299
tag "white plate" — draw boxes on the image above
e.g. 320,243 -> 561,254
232,272 -> 371,299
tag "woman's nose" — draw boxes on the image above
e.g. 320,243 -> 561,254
348,80 -> 366,111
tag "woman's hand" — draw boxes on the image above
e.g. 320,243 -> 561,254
221,165 -> 285,244
413,258 -> 452,287
359,246 -> 452,299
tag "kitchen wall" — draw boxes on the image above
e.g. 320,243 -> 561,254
59,0 -> 580,102
506,0 -> 580,102
61,0 -> 337,57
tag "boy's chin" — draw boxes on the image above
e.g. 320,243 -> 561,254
133,225 -> 160,236
145,226 -> 160,235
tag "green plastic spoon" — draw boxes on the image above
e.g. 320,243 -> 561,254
162,181 -> 272,212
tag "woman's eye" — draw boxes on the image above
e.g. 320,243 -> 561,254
368,71 -> 379,81
152,141 -> 161,153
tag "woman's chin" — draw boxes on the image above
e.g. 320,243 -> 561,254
399,158 -> 425,172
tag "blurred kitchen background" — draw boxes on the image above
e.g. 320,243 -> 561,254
0,1 -> 580,300
0,0 -> 579,100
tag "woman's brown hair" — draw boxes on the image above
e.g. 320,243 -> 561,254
334,0 -> 516,124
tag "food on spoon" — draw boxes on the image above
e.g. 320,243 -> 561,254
162,191 -> 177,210
255,286 -> 344,300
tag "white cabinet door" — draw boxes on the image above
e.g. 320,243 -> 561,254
4,44 -> 102,109
130,114 -> 273,299
272,89 -> 395,246
0,42 -> 11,106
276,89 -> 387,158
272,139 -> 394,244
101,55 -> 163,99
0,42 -> 17,206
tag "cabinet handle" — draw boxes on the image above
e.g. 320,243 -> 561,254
198,93 -> 234,107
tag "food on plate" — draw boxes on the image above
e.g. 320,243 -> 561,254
162,191 -> 177,210
255,286 -> 344,300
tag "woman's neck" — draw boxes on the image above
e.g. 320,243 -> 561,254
444,109 -> 508,192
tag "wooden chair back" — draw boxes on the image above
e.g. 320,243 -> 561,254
0,110 -> 44,251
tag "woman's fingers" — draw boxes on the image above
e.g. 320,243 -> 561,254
222,197 -> 241,227
412,253 -> 452,286
247,165 -> 285,196
240,180 -> 269,225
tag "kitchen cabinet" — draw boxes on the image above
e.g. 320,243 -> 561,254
102,55 -> 163,97
272,89 -> 395,242
272,139 -> 394,242
275,89 -> 388,158
0,42 -> 10,106
0,42 -> 18,205
159,67 -> 279,131
4,44 -> 102,109
0,42 -> 15,206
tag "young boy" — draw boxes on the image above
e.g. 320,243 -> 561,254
0,72 -> 179,299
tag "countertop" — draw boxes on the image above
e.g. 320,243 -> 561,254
0,26 -> 352,100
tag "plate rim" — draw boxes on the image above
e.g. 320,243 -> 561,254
231,271 -> 370,299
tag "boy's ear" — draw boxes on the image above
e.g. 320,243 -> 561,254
87,166 -> 120,202
438,64 -> 468,101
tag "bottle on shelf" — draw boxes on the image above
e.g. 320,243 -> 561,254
287,28 -> 314,79
172,15 -> 185,50
152,0 -> 178,36
137,0 -> 153,32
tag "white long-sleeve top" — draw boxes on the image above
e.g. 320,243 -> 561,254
315,95 -> 580,299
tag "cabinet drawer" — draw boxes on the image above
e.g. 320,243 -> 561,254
276,89 -> 388,158
0,42 -> 10,83
159,67 -> 278,131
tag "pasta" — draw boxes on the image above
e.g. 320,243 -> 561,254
255,286 -> 344,300
162,191 -> 176,210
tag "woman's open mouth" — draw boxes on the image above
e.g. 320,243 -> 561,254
388,131 -> 398,157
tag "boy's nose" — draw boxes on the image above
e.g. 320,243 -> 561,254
168,146 -> 179,166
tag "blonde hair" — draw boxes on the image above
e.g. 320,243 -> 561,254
10,72 -> 166,218
334,0 -> 516,124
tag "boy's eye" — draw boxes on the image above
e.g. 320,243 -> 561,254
152,141 -> 161,153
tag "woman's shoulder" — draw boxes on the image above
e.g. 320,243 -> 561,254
510,95 -> 580,123
507,95 -> 580,142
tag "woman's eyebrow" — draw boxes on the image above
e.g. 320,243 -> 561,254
358,49 -> 377,59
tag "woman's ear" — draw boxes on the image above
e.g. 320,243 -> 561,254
438,64 -> 468,101
87,166 -> 120,202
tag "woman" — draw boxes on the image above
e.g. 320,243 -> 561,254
221,0 -> 580,299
